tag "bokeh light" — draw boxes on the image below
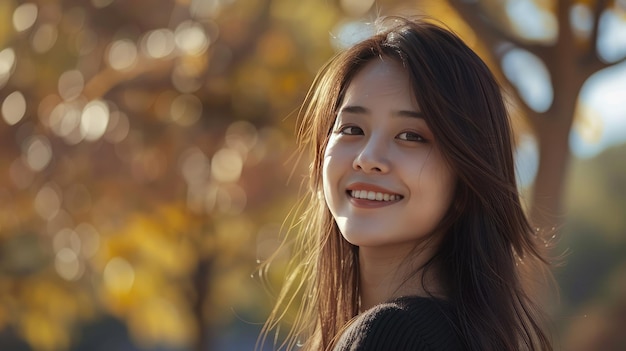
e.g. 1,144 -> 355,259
48,102 -> 84,144
502,48 -> 554,113
225,120 -> 258,157
103,110 -> 130,143
0,48 -> 16,88
142,29 -> 176,59
170,94 -> 202,126
34,183 -> 62,220
570,3 -> 593,39
211,148 -> 243,183
104,257 -> 135,294
174,20 -> 210,55
31,24 -> 58,53
107,39 -> 138,71
23,135 -> 53,172
506,0 -> 558,41
58,70 -> 85,101
1,91 -> 27,126
55,247 -> 83,281
331,20 -> 374,51
81,100 -> 110,141
12,3 -> 38,32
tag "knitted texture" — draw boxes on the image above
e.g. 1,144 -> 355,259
333,296 -> 463,351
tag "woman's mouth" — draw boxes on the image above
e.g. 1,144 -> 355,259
347,190 -> 404,202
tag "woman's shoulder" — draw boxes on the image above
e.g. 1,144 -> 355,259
333,296 -> 464,351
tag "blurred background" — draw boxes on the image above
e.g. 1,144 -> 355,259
0,0 -> 625,350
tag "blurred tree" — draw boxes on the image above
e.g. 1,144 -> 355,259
446,0 -> 626,229
0,0 -> 335,350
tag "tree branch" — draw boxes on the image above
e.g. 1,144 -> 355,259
448,0 -> 551,60
580,0 -> 611,76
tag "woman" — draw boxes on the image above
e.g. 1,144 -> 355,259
259,17 -> 553,351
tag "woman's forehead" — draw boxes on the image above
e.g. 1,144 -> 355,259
340,58 -> 419,109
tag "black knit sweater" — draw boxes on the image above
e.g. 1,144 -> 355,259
332,296 -> 463,350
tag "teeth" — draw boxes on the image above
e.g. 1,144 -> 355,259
349,190 -> 401,201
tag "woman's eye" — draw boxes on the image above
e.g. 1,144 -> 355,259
338,126 -> 364,135
397,131 -> 425,142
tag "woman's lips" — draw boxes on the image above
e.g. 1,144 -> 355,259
345,183 -> 403,208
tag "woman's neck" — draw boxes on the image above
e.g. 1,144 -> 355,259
358,243 -> 441,311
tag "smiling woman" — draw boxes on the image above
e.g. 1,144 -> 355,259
259,17 -> 554,351
323,59 -> 456,270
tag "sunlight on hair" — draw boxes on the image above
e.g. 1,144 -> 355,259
2,91 -> 27,126
108,39 -> 138,71
256,222 -> 283,262
13,3 -> 38,32
81,100 -> 110,141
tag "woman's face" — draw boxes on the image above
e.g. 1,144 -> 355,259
322,58 -> 456,251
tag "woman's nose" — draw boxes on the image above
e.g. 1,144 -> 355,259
352,137 -> 390,174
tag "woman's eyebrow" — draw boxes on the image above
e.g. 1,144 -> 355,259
339,105 -> 368,114
339,105 -> 424,119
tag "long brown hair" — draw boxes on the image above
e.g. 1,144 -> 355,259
259,17 -> 553,351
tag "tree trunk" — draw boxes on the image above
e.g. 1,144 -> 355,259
529,111 -> 573,231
